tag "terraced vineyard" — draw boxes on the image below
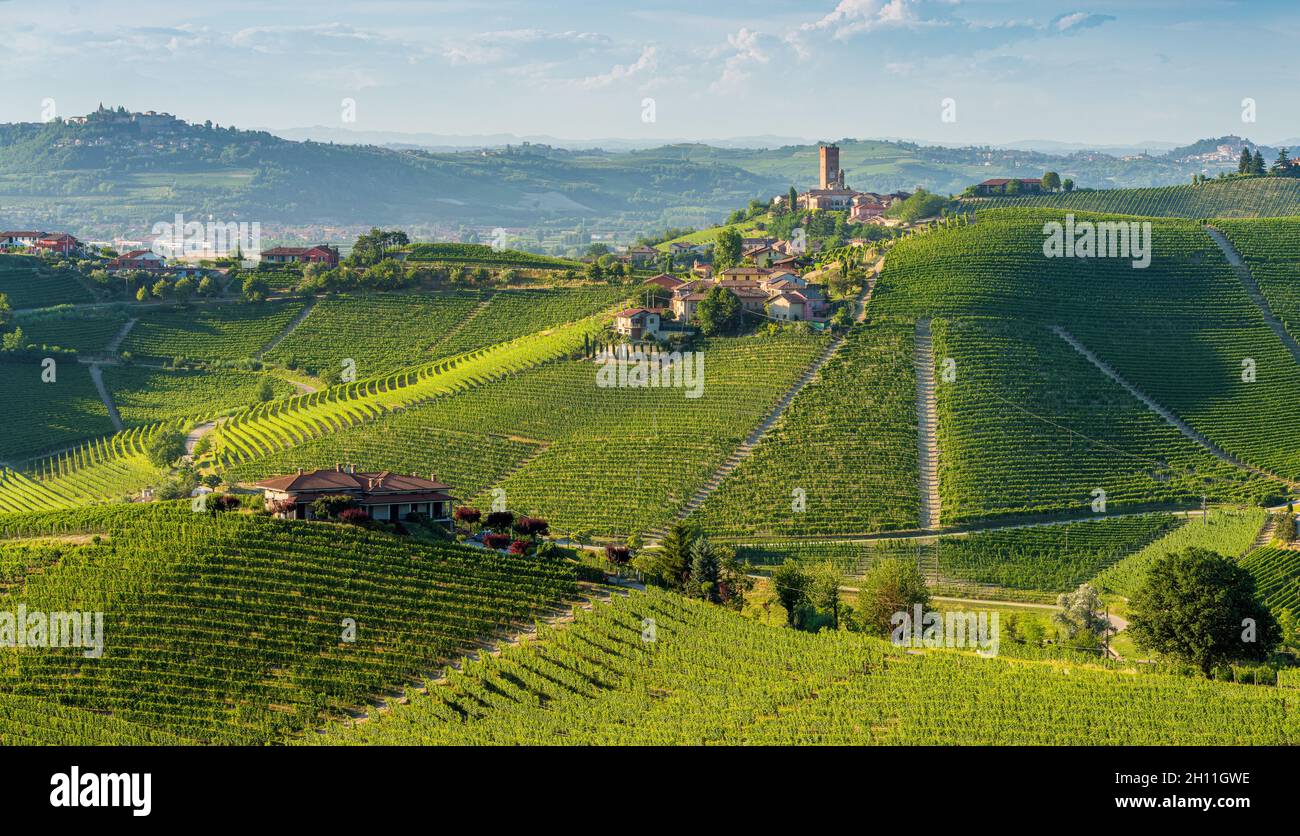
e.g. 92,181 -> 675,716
0,360 -> 114,459
14,310 -> 129,354
875,213 -> 1261,324
226,422 -> 539,500
1092,508 -> 1266,597
1216,218 -> 1300,337
404,243 -> 582,270
1240,545 -> 1300,614
0,504 -> 577,744
0,694 -> 192,745
313,587 -> 1298,745
427,286 -> 631,361
0,256 -> 94,308
104,366 -> 297,426
394,331 -> 829,536
693,322 -> 919,537
930,318 -> 1276,523
0,424 -> 177,512
209,314 -> 606,470
266,292 -> 484,376
931,514 -> 1181,592
1070,317 -> 1300,480
972,177 -> 1300,218
122,301 -> 307,362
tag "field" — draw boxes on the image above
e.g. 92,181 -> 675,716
1240,545 -> 1300,614
312,586 -> 1298,745
122,301 -> 306,362
0,503 -> 577,744
693,322 -> 920,537
0,255 -> 94,308
13,309 -> 129,354
970,177 -> 1300,218
266,292 -> 484,377
0,360 -> 114,460
1216,218 -> 1300,338
103,366 -> 298,426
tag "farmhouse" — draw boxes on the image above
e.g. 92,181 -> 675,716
108,249 -> 167,271
260,245 -> 340,266
614,307 -> 662,340
622,245 -> 659,266
0,232 -> 45,250
973,178 -> 1044,196
670,273 -> 829,324
254,466 -> 454,524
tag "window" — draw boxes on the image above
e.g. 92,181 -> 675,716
372,505 -> 391,521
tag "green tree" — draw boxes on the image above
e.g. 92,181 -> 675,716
2,325 -> 25,352
1053,583 -> 1108,642
242,274 -> 269,303
144,429 -> 187,468
1238,146 -> 1253,174
696,285 -> 742,336
809,561 -> 844,630
1062,178 -> 1075,192
1041,171 -> 1061,192
1272,147 -> 1292,174
771,560 -> 809,627
1129,547 -> 1280,677
690,536 -> 721,602
255,377 -> 275,403
632,520 -> 696,589
0,292 -> 10,331
855,557 -> 930,636
714,227 -> 743,270
1252,149 -> 1266,175
788,186 -> 798,210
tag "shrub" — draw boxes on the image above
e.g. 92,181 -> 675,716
453,506 -> 482,525
516,516 -> 549,538
605,545 -> 631,565
338,508 -> 371,526
483,533 -> 511,550
508,539 -> 530,556
485,510 -> 515,532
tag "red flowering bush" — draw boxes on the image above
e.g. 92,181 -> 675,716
338,507 -> 371,526
516,517 -> 550,538
508,539 -> 530,556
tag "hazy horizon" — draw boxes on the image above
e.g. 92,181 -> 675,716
3,0 -> 1299,146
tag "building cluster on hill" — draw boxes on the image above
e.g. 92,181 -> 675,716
774,144 -> 910,223
64,104 -> 180,133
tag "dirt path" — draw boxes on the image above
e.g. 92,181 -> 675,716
106,317 -> 137,354
257,297 -> 318,359
87,364 -> 123,432
914,318 -> 941,531
184,421 -> 219,457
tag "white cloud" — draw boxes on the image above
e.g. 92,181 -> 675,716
579,46 -> 658,89
711,28 -> 769,92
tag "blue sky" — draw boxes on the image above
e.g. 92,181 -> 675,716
2,0 -> 1298,145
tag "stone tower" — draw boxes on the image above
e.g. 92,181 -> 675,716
819,144 -> 840,189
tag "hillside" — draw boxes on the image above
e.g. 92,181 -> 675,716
968,177 -> 1300,218
0,503 -> 577,743
312,586 -> 1298,745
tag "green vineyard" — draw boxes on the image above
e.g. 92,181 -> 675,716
312,587 -> 1298,745
0,503 -> 578,744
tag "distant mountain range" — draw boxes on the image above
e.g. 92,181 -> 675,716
1,109 -> 1295,239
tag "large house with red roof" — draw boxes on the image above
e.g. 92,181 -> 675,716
261,245 -> 340,267
107,249 -> 167,271
613,307 -> 662,340
1,231 -> 82,255
254,466 -> 453,524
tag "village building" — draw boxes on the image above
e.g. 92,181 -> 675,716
0,232 -> 47,250
614,307 -> 663,340
254,466 -> 454,524
972,178 -> 1044,196
623,245 -> 660,266
35,233 -> 83,256
108,249 -> 167,271
260,245 -> 340,267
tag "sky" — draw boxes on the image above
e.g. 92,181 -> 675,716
2,0 -> 1299,146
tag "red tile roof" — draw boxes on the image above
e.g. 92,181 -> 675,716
254,468 -> 450,494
